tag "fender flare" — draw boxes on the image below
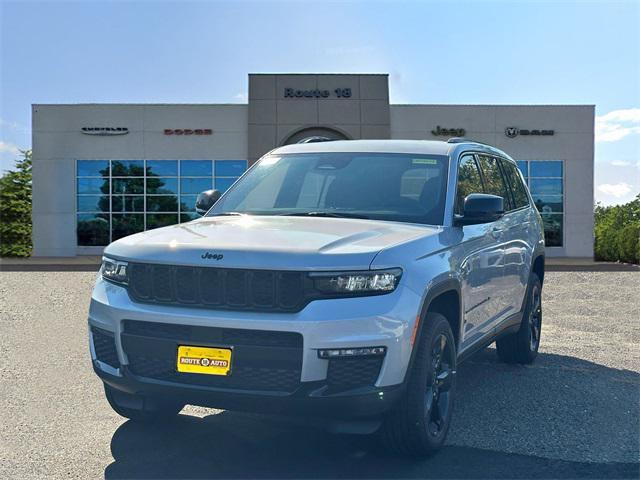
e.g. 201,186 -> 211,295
402,278 -> 462,384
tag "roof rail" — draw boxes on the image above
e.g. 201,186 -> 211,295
447,137 -> 491,146
297,136 -> 335,144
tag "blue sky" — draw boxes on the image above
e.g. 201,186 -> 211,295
1,0 -> 638,205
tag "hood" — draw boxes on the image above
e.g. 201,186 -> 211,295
104,216 -> 441,270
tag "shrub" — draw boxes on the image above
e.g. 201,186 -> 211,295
0,150 -> 32,257
594,194 -> 640,264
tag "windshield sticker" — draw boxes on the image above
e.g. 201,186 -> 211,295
412,158 -> 438,165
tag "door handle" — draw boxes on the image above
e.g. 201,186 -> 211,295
490,226 -> 504,239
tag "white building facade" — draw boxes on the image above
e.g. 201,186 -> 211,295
32,73 -> 594,258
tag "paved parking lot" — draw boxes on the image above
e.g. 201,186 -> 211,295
1,270 -> 638,479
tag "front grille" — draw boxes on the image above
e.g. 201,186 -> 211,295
128,263 -> 308,312
326,356 -> 384,391
91,327 -> 120,368
121,320 -> 303,393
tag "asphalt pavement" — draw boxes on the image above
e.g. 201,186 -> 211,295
0,270 -> 638,479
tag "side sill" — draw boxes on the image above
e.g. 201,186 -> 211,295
457,311 -> 522,364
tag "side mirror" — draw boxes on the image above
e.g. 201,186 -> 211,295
455,193 -> 504,226
195,189 -> 222,216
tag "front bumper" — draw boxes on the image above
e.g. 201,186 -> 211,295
95,361 -> 405,419
89,276 -> 422,418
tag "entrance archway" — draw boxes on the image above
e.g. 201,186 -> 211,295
282,126 -> 349,145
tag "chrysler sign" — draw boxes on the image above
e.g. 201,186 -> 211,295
81,127 -> 128,136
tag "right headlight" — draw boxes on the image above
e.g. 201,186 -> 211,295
310,268 -> 402,295
101,256 -> 129,285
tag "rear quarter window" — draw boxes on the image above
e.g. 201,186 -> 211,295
501,160 -> 530,209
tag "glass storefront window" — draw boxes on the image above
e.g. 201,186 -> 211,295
180,160 -> 212,176
529,178 -> 563,196
518,160 -> 564,247
112,196 -> 145,212
77,196 -> 109,213
531,194 -> 563,213
77,214 -> 110,246
146,177 -> 178,194
215,160 -> 246,177
180,177 -> 212,194
147,195 -> 179,212
112,214 -> 144,240
516,161 -> 528,179
112,178 -> 144,195
77,178 -> 109,195
76,159 -> 247,246
530,161 -> 562,178
540,213 -> 563,247
180,195 -> 198,212
77,160 -> 109,177
111,160 -> 144,176
147,160 -> 178,177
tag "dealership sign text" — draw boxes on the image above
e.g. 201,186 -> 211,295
505,127 -> 554,138
284,88 -> 352,98
431,126 -> 466,137
164,129 -> 212,135
81,127 -> 129,136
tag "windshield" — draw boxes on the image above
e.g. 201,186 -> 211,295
208,152 -> 449,225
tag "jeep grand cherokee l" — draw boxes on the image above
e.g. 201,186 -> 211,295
89,139 -> 545,457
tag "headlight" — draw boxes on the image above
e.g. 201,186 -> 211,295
310,268 -> 402,294
101,257 -> 128,285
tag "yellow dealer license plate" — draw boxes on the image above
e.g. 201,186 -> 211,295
176,345 -> 232,376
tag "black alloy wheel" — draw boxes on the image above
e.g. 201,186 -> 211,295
382,312 -> 457,457
528,283 -> 542,352
426,333 -> 455,437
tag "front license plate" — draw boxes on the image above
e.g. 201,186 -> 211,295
176,345 -> 232,376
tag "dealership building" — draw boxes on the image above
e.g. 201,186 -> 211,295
32,73 -> 595,258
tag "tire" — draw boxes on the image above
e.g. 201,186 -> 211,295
381,312 -> 457,457
104,384 -> 183,422
496,272 -> 542,364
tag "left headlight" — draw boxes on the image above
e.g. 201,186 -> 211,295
310,268 -> 402,295
101,256 -> 128,285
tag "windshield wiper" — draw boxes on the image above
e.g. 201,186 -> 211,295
283,211 -> 370,219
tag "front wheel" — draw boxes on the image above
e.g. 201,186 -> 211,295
104,384 -> 183,422
381,312 -> 457,457
496,272 -> 542,364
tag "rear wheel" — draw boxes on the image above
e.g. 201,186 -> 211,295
104,384 -> 183,422
496,273 -> 542,364
381,312 -> 456,457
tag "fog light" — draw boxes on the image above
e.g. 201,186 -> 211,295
317,346 -> 387,359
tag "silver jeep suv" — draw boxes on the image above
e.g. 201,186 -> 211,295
89,139 -> 545,456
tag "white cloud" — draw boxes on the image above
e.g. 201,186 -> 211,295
597,182 -> 633,198
595,108 -> 640,142
611,160 -> 631,167
0,141 -> 20,155
233,92 -> 248,103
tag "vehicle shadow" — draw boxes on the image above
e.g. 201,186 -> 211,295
105,349 -> 639,479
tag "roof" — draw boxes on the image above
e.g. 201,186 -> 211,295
273,139 -> 454,156
271,139 -> 513,159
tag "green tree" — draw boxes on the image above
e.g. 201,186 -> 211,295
0,149 -> 32,257
594,194 -> 640,264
